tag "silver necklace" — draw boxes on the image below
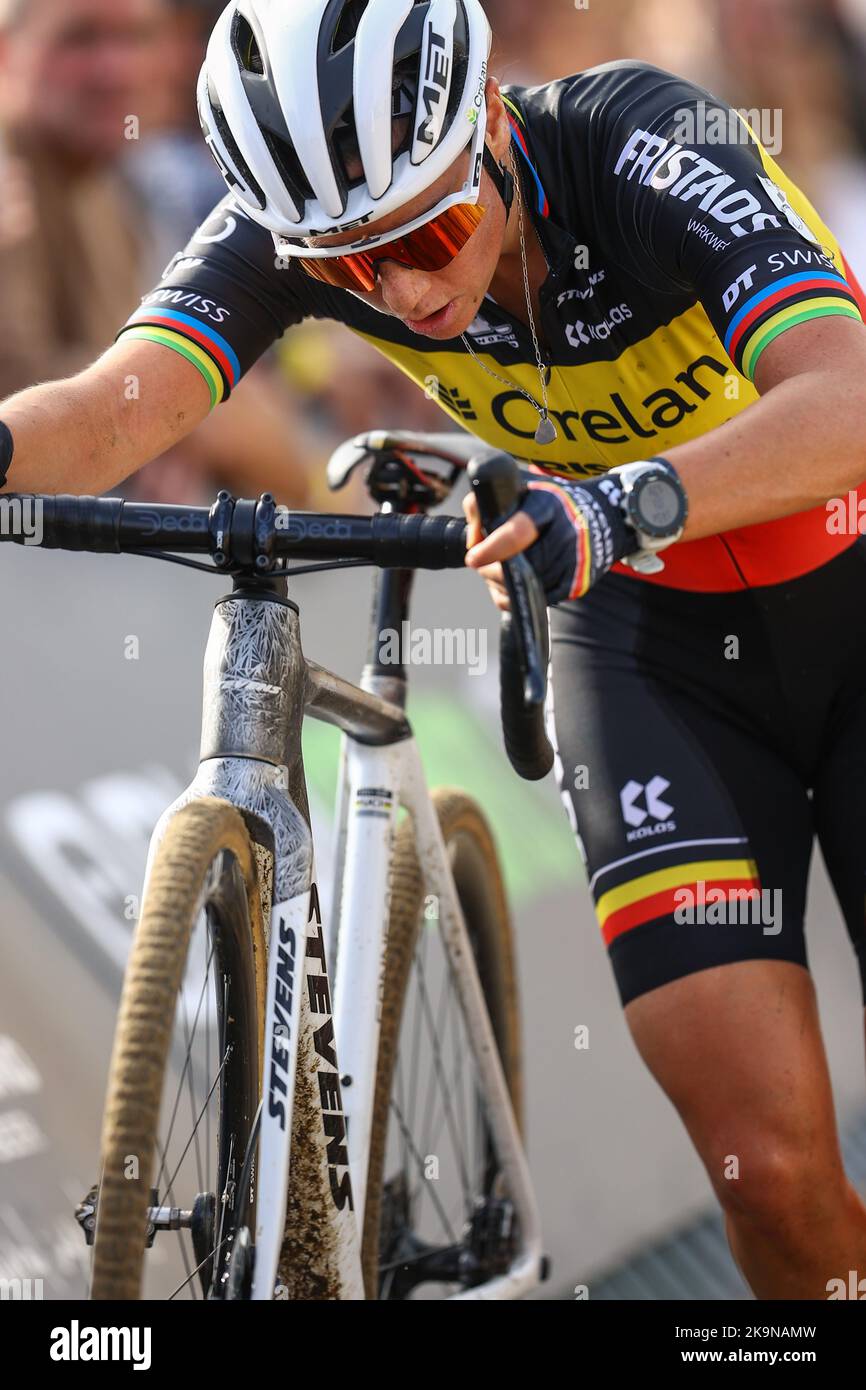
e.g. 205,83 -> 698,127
461,144 -> 558,445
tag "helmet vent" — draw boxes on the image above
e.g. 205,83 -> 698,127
232,13 -> 265,76
260,128 -> 315,206
331,0 -> 371,54
206,74 -> 268,211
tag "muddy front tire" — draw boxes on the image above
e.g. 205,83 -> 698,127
90,798 -> 267,1300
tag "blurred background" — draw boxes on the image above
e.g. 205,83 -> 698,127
1,0 -> 866,1301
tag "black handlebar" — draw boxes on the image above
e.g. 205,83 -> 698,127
468,455 -> 555,782
5,493 -> 467,569
1,481 -> 553,782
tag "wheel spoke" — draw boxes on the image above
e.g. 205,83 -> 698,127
168,1230 -> 233,1301
180,997 -> 206,1197
409,927 -> 473,1200
425,1042 -> 481,1203
387,1095 -> 459,1244
212,1132 -> 235,1292
153,931 -> 216,1199
154,1138 -> 198,1299
419,947 -> 455,1171
162,1045 -> 231,1201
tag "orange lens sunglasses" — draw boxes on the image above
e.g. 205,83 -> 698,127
297,200 -> 486,292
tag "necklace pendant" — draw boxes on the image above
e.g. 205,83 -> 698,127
534,415 -> 557,445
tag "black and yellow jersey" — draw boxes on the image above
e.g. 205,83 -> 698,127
117,60 -> 866,592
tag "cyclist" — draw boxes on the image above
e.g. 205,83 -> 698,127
3,0 -> 866,1300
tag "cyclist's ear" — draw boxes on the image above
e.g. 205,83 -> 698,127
484,78 -> 511,163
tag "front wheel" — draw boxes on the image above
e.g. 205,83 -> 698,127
90,798 -> 267,1300
362,789 -> 523,1299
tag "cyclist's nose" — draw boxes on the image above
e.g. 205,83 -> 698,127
375,260 -> 437,318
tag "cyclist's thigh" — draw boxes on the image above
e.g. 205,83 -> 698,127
548,583 -> 814,1007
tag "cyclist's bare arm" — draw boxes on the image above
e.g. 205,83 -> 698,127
0,338 -> 213,496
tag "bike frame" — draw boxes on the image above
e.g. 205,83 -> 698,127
141,579 -> 543,1301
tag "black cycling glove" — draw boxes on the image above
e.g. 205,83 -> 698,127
520,474 -> 636,604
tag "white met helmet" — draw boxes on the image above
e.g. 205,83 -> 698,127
197,0 -> 493,242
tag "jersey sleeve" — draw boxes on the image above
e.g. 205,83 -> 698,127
571,62 -> 864,382
115,195 -> 316,407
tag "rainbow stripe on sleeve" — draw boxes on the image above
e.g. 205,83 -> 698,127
116,305 -> 242,408
725,269 -> 862,381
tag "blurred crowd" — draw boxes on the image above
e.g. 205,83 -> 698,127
1,0 -> 866,507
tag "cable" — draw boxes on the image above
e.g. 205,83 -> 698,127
120,550 -> 378,578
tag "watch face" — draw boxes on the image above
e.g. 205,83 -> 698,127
633,475 -> 684,536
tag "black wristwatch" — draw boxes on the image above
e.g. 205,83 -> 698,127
610,458 -> 688,575
0,422 -> 14,489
